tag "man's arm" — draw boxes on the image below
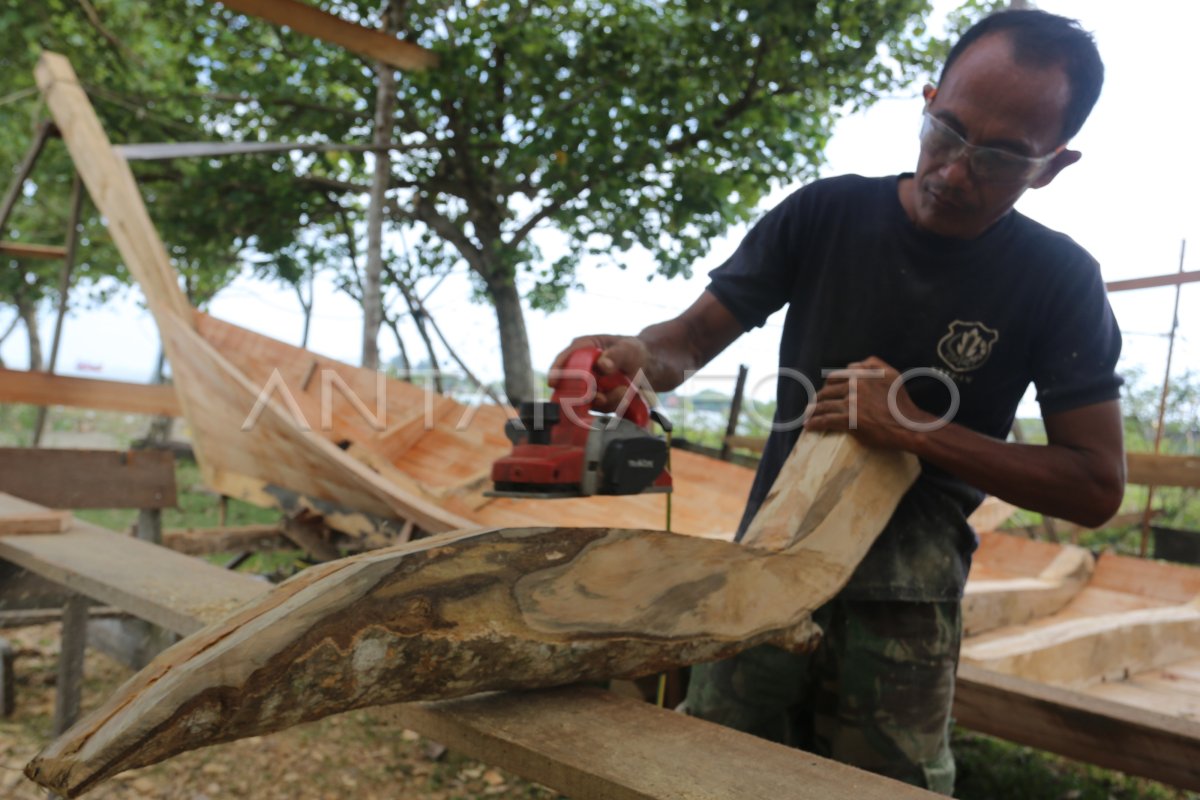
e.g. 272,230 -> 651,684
551,290 -> 745,407
807,356 -> 1125,528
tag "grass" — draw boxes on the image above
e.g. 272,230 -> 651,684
954,729 -> 1194,799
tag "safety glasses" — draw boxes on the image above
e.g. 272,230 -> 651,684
919,112 -> 1062,183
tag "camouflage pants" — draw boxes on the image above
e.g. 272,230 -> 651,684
686,598 -> 961,795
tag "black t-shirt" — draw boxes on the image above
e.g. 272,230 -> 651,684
707,174 -> 1122,601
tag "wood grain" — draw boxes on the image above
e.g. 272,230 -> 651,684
0,368 -> 181,417
24,432 -> 918,796
214,0 -> 437,71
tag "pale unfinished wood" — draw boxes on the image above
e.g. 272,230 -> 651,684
0,367 -> 181,417
962,532 -> 1094,636
214,0 -> 437,71
966,496 -> 1018,532
741,431 -> 919,552
36,53 -> 191,323
390,687 -> 939,800
0,511 -> 72,535
0,241 -> 67,260
23,431 -> 918,796
1127,452 -> 1200,488
961,601 -> 1200,689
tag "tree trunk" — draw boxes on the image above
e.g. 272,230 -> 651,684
17,297 -> 42,372
489,278 -> 534,405
361,6 -> 400,370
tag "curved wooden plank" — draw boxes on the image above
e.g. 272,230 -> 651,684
963,537 -> 1094,636
26,527 -> 821,795
24,433 -> 919,796
961,602 -> 1200,689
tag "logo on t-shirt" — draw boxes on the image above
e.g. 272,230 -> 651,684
937,320 -> 999,373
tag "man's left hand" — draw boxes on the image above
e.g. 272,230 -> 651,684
806,356 -> 933,452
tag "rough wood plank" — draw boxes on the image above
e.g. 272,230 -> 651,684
35,52 -> 192,323
24,432 -> 917,796
214,0 -> 437,71
954,662 -> 1200,790
0,449 -> 176,510
0,511 -> 72,535
741,432 -> 919,553
0,368 -> 181,417
0,493 -> 264,636
389,687 -> 939,800
1127,452 -> 1200,488
53,594 -> 88,736
0,241 -> 67,260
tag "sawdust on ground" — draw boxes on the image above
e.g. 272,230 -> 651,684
0,623 -> 561,800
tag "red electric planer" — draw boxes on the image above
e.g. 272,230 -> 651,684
488,347 -> 673,498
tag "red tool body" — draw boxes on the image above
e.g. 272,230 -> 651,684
489,347 -> 672,498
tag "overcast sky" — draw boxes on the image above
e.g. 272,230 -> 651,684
4,0 -> 1197,415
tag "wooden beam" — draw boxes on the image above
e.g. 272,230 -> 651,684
1106,270 -> 1200,293
1127,452 -> 1200,488
0,493 -> 265,636
0,511 -> 72,535
0,367 -> 181,417
24,433 -> 918,796
213,0 -> 438,71
35,52 -> 192,322
0,242 -> 67,260
954,663 -> 1200,791
390,687 -> 939,800
0,449 -> 177,510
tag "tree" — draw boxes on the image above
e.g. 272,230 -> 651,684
3,1 -> 991,404
372,0 -> 961,402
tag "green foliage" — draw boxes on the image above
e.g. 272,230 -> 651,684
2,0 -> 987,394
954,729 -> 1194,800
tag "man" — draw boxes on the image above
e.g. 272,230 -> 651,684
552,9 -> 1124,795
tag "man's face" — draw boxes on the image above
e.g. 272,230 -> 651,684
902,33 -> 1078,239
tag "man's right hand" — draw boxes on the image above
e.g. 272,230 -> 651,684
550,335 -> 651,411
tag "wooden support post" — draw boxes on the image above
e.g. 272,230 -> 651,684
33,171 -> 85,447
136,508 -> 162,544
53,594 -> 88,736
719,364 -> 749,462
280,513 -> 340,562
1141,239 -> 1187,557
0,636 -> 15,718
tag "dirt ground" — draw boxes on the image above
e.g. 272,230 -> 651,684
0,623 -> 559,800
